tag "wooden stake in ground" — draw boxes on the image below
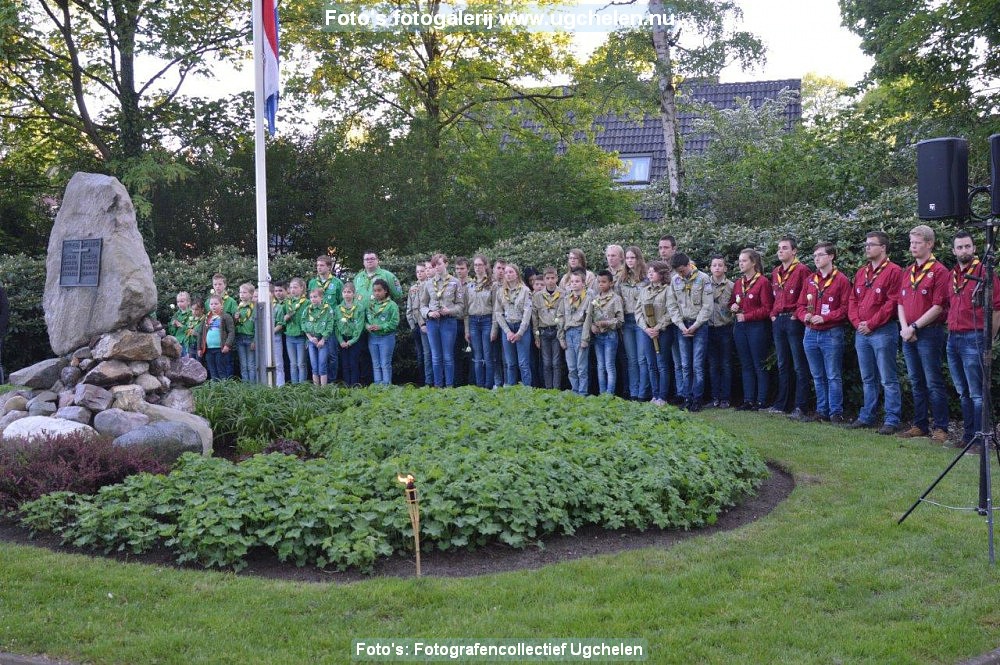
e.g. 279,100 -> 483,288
397,473 -> 420,576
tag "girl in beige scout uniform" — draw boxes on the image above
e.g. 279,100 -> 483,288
407,263 -> 432,386
619,246 -> 648,401
532,266 -> 563,389
559,249 -> 597,295
495,263 -> 534,386
465,254 -> 497,388
419,253 -> 466,388
636,261 -> 673,405
558,269 -> 593,396
587,270 -> 624,395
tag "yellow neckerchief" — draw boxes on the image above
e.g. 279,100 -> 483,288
646,282 -> 667,297
864,258 -> 889,289
740,272 -> 761,296
773,259 -> 800,290
569,290 -> 586,310
681,265 -> 699,294
541,289 -> 561,309
433,274 -> 450,300
210,288 -> 230,299
369,297 -> 391,317
953,258 -> 981,294
235,301 -> 255,326
338,303 -> 358,322
623,268 -> 642,287
810,268 -> 839,299
286,296 -> 307,317
306,302 -> 330,322
473,276 -> 491,292
503,284 -> 522,304
593,290 -> 615,310
184,313 -> 204,339
314,275 -> 334,292
909,255 -> 937,289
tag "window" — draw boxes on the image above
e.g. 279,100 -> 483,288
614,154 -> 652,185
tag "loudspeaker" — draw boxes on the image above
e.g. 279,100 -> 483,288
991,134 -> 1000,217
917,137 -> 969,220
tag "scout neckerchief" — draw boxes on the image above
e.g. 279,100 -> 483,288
593,291 -> 615,311
811,268 -> 839,300
909,255 -> 937,290
569,290 -> 586,312
541,289 -> 561,309
773,259 -> 799,290
285,295 -> 307,320
646,282 -> 667,299
740,272 -> 761,296
712,279 -> 730,305
503,284 -> 521,305
307,302 -> 330,322
623,269 -> 641,287
433,275 -> 449,301
235,301 -> 255,326
953,258 -> 981,294
369,297 -> 391,318
473,276 -> 490,292
339,302 -> 357,323
681,265 -> 699,294
315,275 -> 334,293
184,313 -> 204,342
864,258 -> 889,289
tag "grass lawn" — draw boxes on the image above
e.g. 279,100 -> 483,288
2,408 -> 999,664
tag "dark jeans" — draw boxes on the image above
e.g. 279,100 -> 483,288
427,316 -> 458,387
622,313 -> 645,398
734,320 -> 770,404
419,329 -> 433,386
538,326 -> 561,389
803,326 -> 845,418
340,342 -> 362,386
855,322 -> 901,426
771,313 -> 809,411
468,314 -> 494,388
502,322 -> 533,386
901,324 -> 948,432
205,347 -> 233,380
491,336 -> 504,387
947,330 -> 985,443
413,325 -> 428,386
707,324 -> 734,401
676,322 -> 708,401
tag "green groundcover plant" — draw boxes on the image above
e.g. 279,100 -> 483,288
18,386 -> 766,573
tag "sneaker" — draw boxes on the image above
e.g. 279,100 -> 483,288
764,405 -> 786,415
878,423 -> 903,435
718,400 -> 731,409
930,428 -> 949,444
788,408 -> 808,422
845,419 -> 874,429
814,413 -> 830,423
829,414 -> 846,425
688,400 -> 702,413
735,402 -> 754,411
896,425 -> 929,439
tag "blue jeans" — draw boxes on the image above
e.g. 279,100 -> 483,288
622,313 -> 646,399
285,334 -> 308,384
368,333 -> 396,385
538,327 -> 561,389
181,341 -> 199,359
663,326 -> 682,400
803,326 -> 845,418
418,329 -> 433,386
469,314 -> 495,388
734,320 -> 770,404
707,324 -> 734,401
564,326 -> 588,395
638,328 -> 671,401
426,316 -> 458,387
593,331 -> 619,394
272,333 -> 286,386
205,347 -> 233,381
236,334 -> 256,383
855,322 -> 901,426
632,321 -> 652,399
771,313 -> 809,411
340,341 -> 362,386
902,324 -> 948,432
308,338 -> 329,378
326,336 -> 339,384
412,325 -> 427,386
947,330 -> 984,443
502,322 -> 533,386
676,322 -> 708,402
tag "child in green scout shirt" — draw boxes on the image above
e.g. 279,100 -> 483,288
303,287 -> 336,386
206,273 -> 238,316
558,269 -> 593,396
234,283 -> 257,384
309,255 -> 343,384
335,282 -> 365,387
366,279 -> 399,386
271,282 -> 288,386
587,270 -> 624,395
168,291 -> 197,358
283,277 -> 309,383
186,301 -> 206,361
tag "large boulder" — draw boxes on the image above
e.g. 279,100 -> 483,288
54,406 -> 93,425
160,388 -> 195,413
134,373 -> 162,394
0,411 -> 29,436
1,416 -> 99,446
91,330 -> 162,362
82,359 -> 133,386
73,383 -> 114,412
166,357 -> 208,387
93,408 -> 150,439
112,421 -> 202,463
43,173 -> 158,356
3,395 -> 28,414
9,358 -> 69,389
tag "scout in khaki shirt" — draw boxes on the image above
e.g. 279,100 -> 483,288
706,255 -> 734,408
636,261 -> 672,405
532,267 -> 563,389
465,254 -> 497,388
666,253 -> 713,410
558,269 -> 593,396
586,270 -> 625,395
494,263 -> 534,386
420,253 -> 467,388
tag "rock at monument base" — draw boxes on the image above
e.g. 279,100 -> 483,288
9,358 -> 69,389
149,356 -> 171,376
160,388 -> 195,413
130,401 -> 212,455
43,173 -> 158,356
60,365 -> 83,389
161,336 -> 182,359
74,384 -> 114,412
128,361 -> 150,376
3,395 -> 28,414
28,401 -> 57,417
134,373 -> 162,394
72,346 -> 92,362
113,421 -> 202,463
83,359 -> 133,386
28,391 -> 58,405
58,390 -> 76,409
91,330 -> 162,362
166,357 -> 208,387
54,406 -> 93,425
0,411 -> 29,436
1,416 -> 99,446
94,408 -> 150,439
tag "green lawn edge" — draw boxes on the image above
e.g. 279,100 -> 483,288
2,409 -> 999,665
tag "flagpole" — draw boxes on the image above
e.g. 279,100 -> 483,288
252,0 -> 275,386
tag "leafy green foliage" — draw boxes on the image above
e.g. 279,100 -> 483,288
20,385 -> 766,572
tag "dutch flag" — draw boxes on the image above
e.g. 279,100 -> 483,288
262,0 -> 279,135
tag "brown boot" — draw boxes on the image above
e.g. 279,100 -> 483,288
897,425 -> 928,439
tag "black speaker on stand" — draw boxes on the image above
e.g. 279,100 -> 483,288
990,133 -> 1000,218
917,137 -> 970,220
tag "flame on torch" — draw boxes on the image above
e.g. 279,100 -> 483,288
397,473 -> 421,576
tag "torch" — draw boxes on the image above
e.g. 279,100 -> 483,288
643,303 -> 660,353
806,293 -> 815,316
397,473 -> 421,576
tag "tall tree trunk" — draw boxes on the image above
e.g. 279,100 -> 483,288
649,0 -> 682,208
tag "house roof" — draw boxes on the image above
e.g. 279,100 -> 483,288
594,78 -> 802,185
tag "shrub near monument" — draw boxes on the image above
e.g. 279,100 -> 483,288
18,385 -> 767,572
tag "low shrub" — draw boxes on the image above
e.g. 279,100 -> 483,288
0,433 -> 169,512
19,386 -> 767,572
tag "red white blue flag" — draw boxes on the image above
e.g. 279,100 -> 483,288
262,0 -> 279,135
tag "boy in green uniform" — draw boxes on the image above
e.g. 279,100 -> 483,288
271,282 -> 287,386
309,255 -> 343,384
283,277 -> 310,383
303,287 -> 336,386
168,291 -> 198,358
205,273 -> 239,316
365,278 -> 400,386
335,282 -> 365,386
234,283 -> 257,383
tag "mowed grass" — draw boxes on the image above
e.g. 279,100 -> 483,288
3,409 -> 1000,664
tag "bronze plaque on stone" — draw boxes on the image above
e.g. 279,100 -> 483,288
59,238 -> 103,287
